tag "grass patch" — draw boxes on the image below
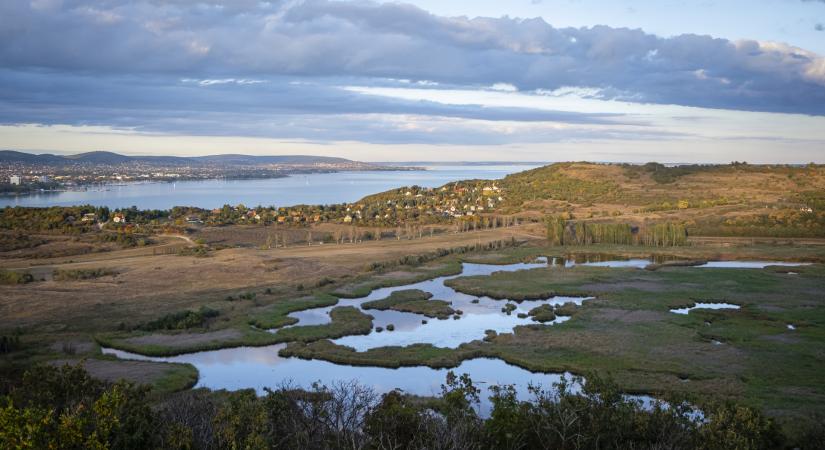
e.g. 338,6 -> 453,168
445,266 -> 595,300
272,307 -> 373,342
280,340 -> 485,369
248,294 -> 338,329
150,363 -> 199,394
0,269 -> 34,285
332,260 -> 462,298
527,304 -> 556,322
95,326 -> 281,357
362,289 -> 455,319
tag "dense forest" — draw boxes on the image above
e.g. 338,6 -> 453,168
3,364 -> 820,449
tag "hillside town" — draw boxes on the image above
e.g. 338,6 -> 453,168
0,151 -> 419,194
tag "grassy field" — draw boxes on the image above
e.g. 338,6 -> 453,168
3,225 -> 825,436
0,226 -> 517,382
362,289 -> 456,319
282,244 -> 825,432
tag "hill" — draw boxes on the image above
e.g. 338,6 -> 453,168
0,150 -> 374,168
354,162 -> 825,238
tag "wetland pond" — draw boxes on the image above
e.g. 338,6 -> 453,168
102,256 -> 808,411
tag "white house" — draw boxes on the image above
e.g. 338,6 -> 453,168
9,175 -> 21,185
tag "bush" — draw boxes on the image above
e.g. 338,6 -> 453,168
1,364 -> 157,449
0,270 -> 34,285
140,307 -> 220,331
0,366 -> 797,449
53,268 -> 118,281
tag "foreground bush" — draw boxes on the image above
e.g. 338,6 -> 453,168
0,365 -> 814,449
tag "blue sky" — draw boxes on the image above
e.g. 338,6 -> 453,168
394,0 -> 825,54
0,0 -> 824,163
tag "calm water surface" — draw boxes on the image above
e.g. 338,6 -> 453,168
1,165 -> 537,210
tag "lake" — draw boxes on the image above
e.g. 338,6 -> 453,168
0,164 -> 538,210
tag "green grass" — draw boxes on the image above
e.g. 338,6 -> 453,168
248,294 -> 338,329
0,269 -> 34,285
527,304 -> 556,322
280,257 -> 825,431
445,266 -> 595,300
94,326 -> 283,357
280,340 -> 484,369
272,306 -> 373,342
144,361 -> 199,395
362,289 -> 455,319
332,260 -> 462,298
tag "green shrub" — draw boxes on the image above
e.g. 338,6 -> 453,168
140,307 -> 219,331
0,270 -> 34,285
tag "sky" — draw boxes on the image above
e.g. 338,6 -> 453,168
1,0 -> 824,163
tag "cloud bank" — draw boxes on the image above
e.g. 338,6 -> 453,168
0,0 -> 823,115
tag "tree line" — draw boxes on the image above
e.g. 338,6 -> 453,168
546,216 -> 688,247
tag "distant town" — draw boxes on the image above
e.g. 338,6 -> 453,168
0,150 -> 420,195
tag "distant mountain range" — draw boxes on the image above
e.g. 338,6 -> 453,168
0,150 -> 369,167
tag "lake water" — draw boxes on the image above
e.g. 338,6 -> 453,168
0,164 -> 538,210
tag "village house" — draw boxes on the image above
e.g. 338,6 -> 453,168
81,213 -> 97,222
112,213 -> 126,224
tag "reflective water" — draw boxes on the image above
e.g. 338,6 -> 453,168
564,258 -> 654,269
277,257 -> 591,350
0,165 -> 536,210
102,345 -> 578,413
670,303 -> 741,315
